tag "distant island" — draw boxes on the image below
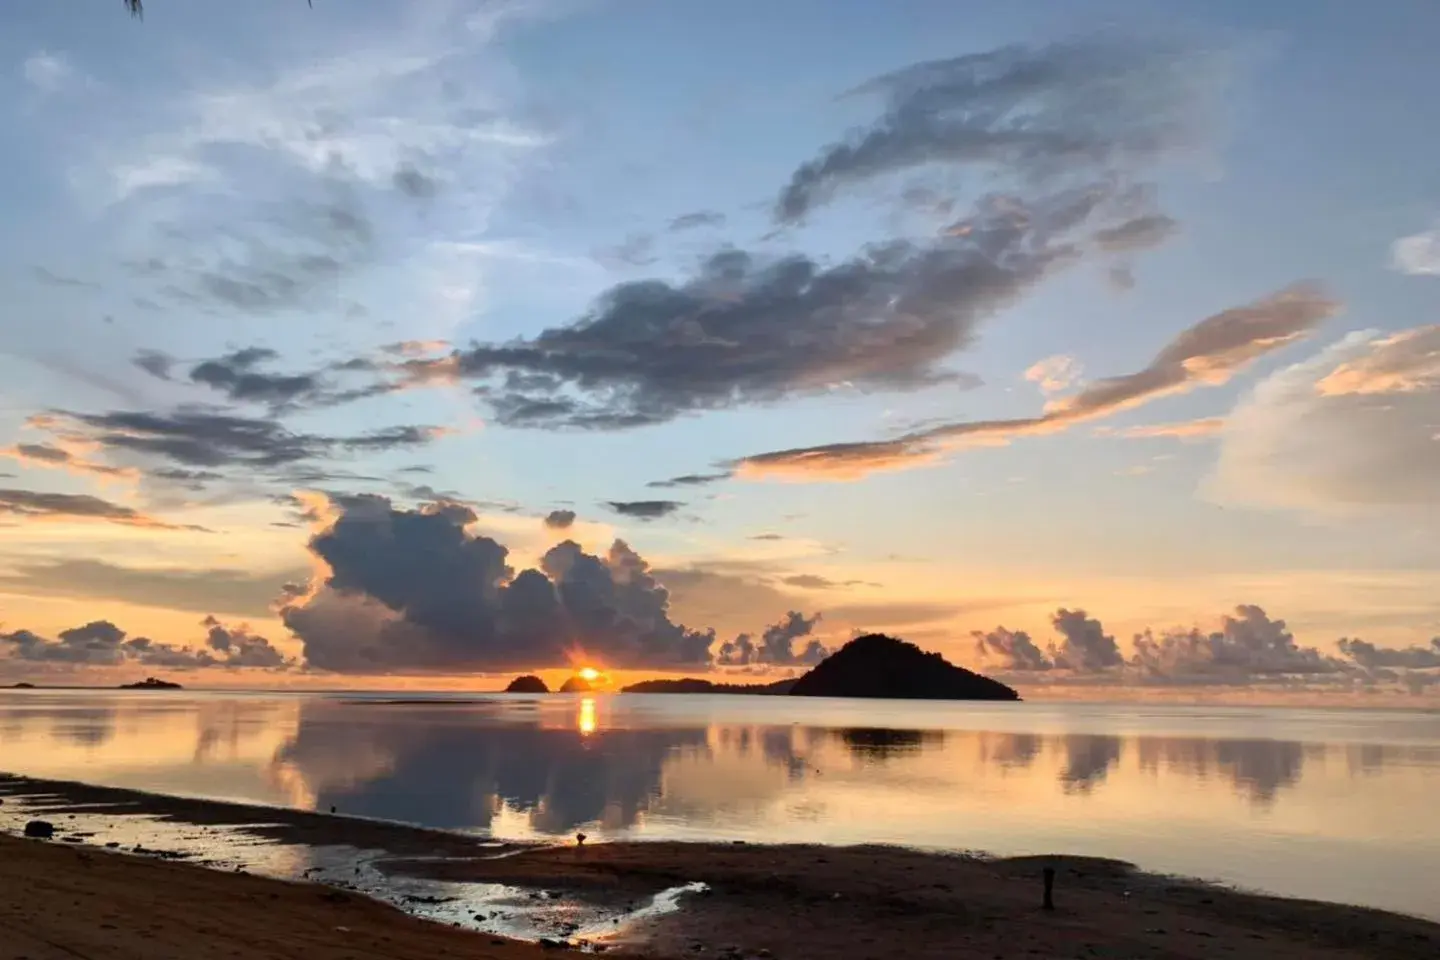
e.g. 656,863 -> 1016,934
504,674 -> 550,693
557,675 -> 592,693
119,677 -> 183,690
622,634 -> 1020,701
9,682 -> 35,689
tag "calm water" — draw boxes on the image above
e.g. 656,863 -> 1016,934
2,690 -> 1438,920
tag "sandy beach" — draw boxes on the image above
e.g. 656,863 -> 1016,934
3,775 -> 1438,959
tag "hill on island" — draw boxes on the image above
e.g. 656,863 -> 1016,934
558,676 -> 592,693
504,675 -> 550,693
789,634 -> 1019,700
119,677 -> 182,690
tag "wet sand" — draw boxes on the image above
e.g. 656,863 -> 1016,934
3,773 -> 1437,958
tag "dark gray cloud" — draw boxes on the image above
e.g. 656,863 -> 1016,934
406,185 -> 1120,430
280,495 -> 720,673
133,349 -> 176,380
188,347 -> 322,406
737,283 -> 1338,480
774,37 -> 1214,224
972,625 -> 1052,671
1050,608 -> 1125,671
716,611 -> 826,667
1,616 -> 288,670
647,472 -> 732,489
605,499 -> 683,520
392,162 -> 439,199
0,487 -> 200,531
45,409 -> 439,474
0,558 -> 301,618
668,210 -> 727,232
1093,213 -> 1179,252
543,509 -> 576,530
201,615 -> 289,668
1337,637 -> 1440,671
1130,605 -> 1340,680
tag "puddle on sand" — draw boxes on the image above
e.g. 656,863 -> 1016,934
0,789 -> 706,952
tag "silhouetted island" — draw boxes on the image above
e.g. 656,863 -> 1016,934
9,682 -> 35,689
557,676 -> 592,693
504,675 -> 550,693
119,677 -> 183,690
621,677 -> 796,694
789,634 -> 1019,700
622,634 -> 1019,701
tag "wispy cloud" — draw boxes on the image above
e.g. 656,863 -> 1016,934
1391,225 -> 1440,276
21,51 -> 74,93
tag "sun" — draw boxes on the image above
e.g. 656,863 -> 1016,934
578,666 -> 601,682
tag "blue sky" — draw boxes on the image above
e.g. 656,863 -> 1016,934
1,0 -> 1438,693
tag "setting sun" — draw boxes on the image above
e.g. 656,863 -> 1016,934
578,667 -> 601,682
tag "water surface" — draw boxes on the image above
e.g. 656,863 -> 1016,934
2,690 -> 1437,920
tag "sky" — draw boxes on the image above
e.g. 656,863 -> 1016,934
1,0 -> 1438,696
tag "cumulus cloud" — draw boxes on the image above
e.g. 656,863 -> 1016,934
736,283 -> 1337,481
1391,227 -> 1440,276
1,616 -> 289,670
1208,325 -> 1440,512
606,500 -> 682,520
716,611 -> 826,667
1130,605 -> 1339,681
1337,637 -> 1440,671
0,488 -> 199,531
774,36 -> 1218,224
1050,608 -> 1124,671
279,495 -> 720,673
543,509 -> 576,530
972,626 -> 1052,671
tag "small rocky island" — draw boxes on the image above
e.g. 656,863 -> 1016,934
504,675 -> 550,693
621,634 -> 1020,701
789,634 -> 1019,700
119,677 -> 183,690
557,675 -> 592,693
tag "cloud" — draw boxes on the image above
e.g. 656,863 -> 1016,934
647,472 -> 732,489
279,495 -> 720,673
774,36 -> 1218,224
1391,227 -> 1440,276
1313,326 -> 1440,397
22,51 -> 73,93
1208,325 -> 1440,511
0,442 -> 137,480
0,488 -> 198,531
736,283 -> 1337,481
780,574 -> 841,590
1130,605 -> 1339,680
187,347 -> 322,406
38,409 -> 441,477
605,500 -> 682,520
2,616 -> 289,670
972,626 -> 1053,671
1024,355 -> 1083,394
1050,608 -> 1124,671
595,233 -> 657,268
133,349 -> 176,380
392,162 -> 439,199
1092,214 -> 1179,252
1337,637 -> 1440,671
543,509 -> 576,530
668,210 -> 727,232
1093,418 -> 1224,440
420,184 -> 1153,428
0,558 -> 300,618
716,611 -> 826,667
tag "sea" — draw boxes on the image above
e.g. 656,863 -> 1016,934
1,689 -> 1438,921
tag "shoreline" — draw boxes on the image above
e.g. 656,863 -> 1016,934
3,773 -> 1437,958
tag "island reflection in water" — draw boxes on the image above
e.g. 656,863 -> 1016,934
1,690 -> 1439,919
